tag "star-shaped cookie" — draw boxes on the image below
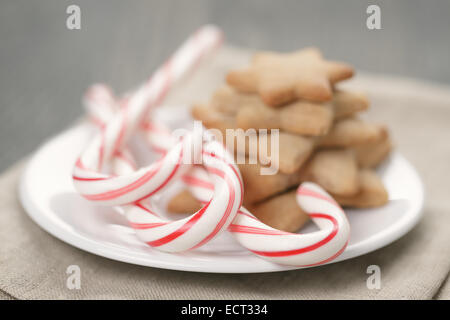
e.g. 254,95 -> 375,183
226,47 -> 354,107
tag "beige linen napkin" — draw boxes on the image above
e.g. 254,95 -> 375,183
1,47 -> 450,300
436,277 -> 450,299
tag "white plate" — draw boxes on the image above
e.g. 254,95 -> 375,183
19,107 -> 424,273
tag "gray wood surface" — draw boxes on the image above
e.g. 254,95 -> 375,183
1,0 -> 449,172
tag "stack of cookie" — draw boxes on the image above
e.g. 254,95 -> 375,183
171,48 -> 391,232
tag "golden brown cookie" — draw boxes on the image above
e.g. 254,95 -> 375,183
279,102 -> 334,136
300,149 -> 359,196
201,85 -> 334,136
276,132 -> 315,174
236,100 -> 334,136
191,103 -> 237,136
167,189 -> 202,214
239,161 -> 302,205
235,101 -> 280,131
333,90 -> 369,119
209,85 -> 260,116
318,117 -> 383,147
353,126 -> 392,168
227,47 -> 354,106
247,190 -> 310,233
333,169 -> 388,208
241,131 -> 315,174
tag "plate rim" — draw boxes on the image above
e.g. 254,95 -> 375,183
18,123 -> 425,273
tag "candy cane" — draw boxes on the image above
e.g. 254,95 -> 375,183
183,168 -> 350,266
111,136 -> 243,252
82,78 -> 350,266
73,26 -> 244,253
138,120 -> 350,266
83,88 -> 244,253
231,183 -> 349,266
73,24 -> 223,201
76,25 -> 350,265
83,84 -> 118,128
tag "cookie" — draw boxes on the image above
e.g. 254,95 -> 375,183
191,103 -> 237,136
227,47 -> 354,106
193,100 -> 315,174
300,149 -> 359,196
238,161 -> 302,205
200,85 -> 334,136
210,85 -> 260,116
236,100 -> 334,136
274,132 -> 315,174
167,189 -> 202,214
333,90 -> 369,119
333,169 -> 388,208
279,101 -> 334,136
354,126 -> 392,168
248,190 -> 310,232
318,117 -> 383,147
242,131 -> 315,174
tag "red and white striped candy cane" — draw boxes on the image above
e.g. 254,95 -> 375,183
73,26 -> 245,252
76,25 -> 350,265
75,25 -> 222,174
182,167 -> 350,266
83,86 -> 350,265
83,84 -> 118,128
84,90 -> 244,253
83,87 -> 245,253
111,136 -> 243,252
136,127 -> 351,266
73,24 -> 222,201
230,183 -> 350,266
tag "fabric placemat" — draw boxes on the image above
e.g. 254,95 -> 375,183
1,46 -> 450,300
